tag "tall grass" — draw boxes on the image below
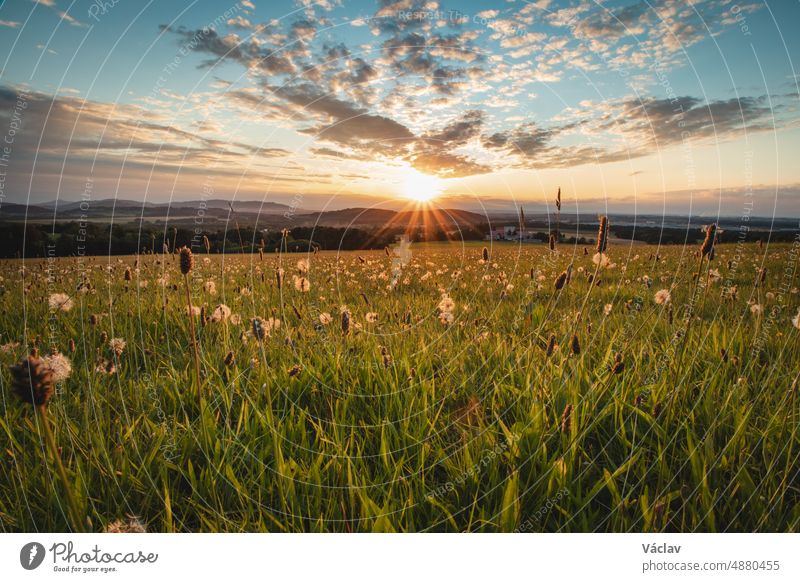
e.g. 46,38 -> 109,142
0,241 -> 798,532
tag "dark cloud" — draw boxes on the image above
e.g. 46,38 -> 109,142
421,110 -> 485,149
612,95 -> 775,146
574,1 -> 650,39
161,25 -> 297,75
483,122 -> 555,157
481,94 -> 778,169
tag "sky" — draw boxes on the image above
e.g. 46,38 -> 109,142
0,0 -> 799,216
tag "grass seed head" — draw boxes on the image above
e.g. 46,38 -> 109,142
701,223 -> 716,257
179,246 -> 194,275
596,216 -> 609,254
9,356 -> 54,407
611,353 -> 624,374
561,404 -> 572,434
546,334 -> 557,357
554,271 -> 567,290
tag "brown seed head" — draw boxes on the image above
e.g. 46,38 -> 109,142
9,356 -> 54,407
561,404 -> 573,435
179,246 -> 193,275
341,309 -> 351,335
611,353 -> 624,375
570,334 -> 581,355
700,223 -> 716,257
596,216 -> 609,254
554,271 -> 567,290
546,334 -> 557,357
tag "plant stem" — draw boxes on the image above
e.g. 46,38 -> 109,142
37,405 -> 84,532
184,273 -> 202,407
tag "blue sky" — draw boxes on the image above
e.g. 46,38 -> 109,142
1,0 -> 799,215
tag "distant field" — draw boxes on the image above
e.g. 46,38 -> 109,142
1,240 -> 798,532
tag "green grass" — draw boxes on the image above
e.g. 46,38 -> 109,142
1,241 -> 798,532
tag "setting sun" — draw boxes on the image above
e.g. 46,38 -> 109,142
400,170 -> 442,203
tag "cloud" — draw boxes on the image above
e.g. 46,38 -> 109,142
481,94 -> 782,170
31,0 -> 87,27
0,85 -> 288,201
573,1 -> 650,40
606,95 -> 776,148
161,25 -> 298,75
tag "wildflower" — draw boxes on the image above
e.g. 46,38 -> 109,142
437,294 -> 455,314
750,304 -> 763,316
654,289 -> 672,305
319,312 -> 332,325
293,276 -> 311,292
297,259 -> 310,273
106,515 -> 146,533
276,268 -> 284,289
1,341 -> 20,354
109,338 -> 126,357
287,364 -> 302,377
186,305 -> 201,317
42,352 -> 72,383
203,280 -> 217,295
210,304 -> 231,322
439,311 -> 454,325
48,293 -> 74,312
366,312 -> 378,323
592,253 -> 610,267
603,303 -> 613,316
792,308 -> 800,330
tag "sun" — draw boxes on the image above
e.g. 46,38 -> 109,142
400,170 -> 442,203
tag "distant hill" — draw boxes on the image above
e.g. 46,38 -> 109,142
3,199 -> 795,236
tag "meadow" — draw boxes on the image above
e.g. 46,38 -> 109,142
1,234 -> 799,532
